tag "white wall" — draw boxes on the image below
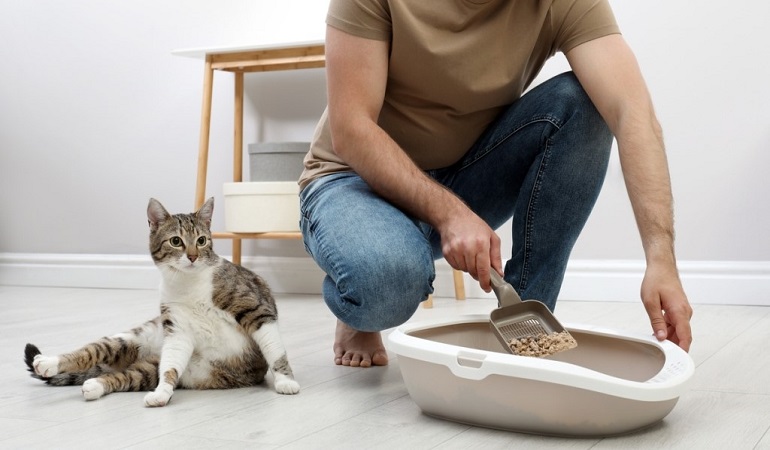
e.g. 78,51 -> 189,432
0,0 -> 328,258
1,1 -> 768,302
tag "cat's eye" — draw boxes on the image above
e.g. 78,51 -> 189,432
197,236 -> 207,246
169,237 -> 183,247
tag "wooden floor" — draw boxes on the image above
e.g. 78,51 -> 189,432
1,285 -> 769,449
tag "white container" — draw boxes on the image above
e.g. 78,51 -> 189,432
223,182 -> 300,232
388,314 -> 694,437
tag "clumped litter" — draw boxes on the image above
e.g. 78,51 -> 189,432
508,331 -> 578,357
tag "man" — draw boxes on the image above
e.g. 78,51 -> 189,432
299,0 -> 693,367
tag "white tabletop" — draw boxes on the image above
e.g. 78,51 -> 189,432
172,40 -> 325,59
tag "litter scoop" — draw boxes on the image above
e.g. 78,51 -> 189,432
489,270 -> 577,357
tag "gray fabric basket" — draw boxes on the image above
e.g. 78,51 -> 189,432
248,142 -> 309,182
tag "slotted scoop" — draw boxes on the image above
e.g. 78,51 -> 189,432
489,270 -> 577,356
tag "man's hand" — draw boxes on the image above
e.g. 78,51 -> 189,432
640,262 -> 693,352
437,210 -> 503,293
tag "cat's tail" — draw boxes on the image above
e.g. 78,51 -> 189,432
24,343 -> 44,379
24,343 -> 106,386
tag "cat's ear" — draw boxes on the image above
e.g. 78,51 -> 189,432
196,197 -> 214,228
147,198 -> 171,232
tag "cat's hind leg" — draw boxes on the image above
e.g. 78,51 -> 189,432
252,322 -> 300,394
82,358 -> 159,401
25,344 -> 106,386
25,322 -> 154,381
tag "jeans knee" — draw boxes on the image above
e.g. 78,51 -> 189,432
552,72 -> 613,146
326,253 -> 433,332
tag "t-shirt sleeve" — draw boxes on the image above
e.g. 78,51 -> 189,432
326,0 -> 392,41
552,0 -> 621,54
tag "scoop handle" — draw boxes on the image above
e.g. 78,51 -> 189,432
489,270 -> 523,307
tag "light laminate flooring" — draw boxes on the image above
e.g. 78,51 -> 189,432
1,285 -> 769,449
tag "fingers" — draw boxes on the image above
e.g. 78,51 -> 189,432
490,235 -> 503,280
668,305 -> 693,352
475,259 -> 491,292
442,230 -> 501,293
642,294 -> 669,342
642,289 -> 693,353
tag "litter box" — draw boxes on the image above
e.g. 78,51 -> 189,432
387,314 -> 694,437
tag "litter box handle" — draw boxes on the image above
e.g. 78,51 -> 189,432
452,350 -> 495,380
490,271 -> 523,307
450,351 -> 528,381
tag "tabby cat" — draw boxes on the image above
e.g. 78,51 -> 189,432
25,197 -> 299,406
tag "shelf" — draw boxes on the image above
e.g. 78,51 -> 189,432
173,41 -> 325,73
210,52 -> 325,73
212,231 -> 302,240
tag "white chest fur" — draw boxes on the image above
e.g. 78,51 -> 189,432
158,265 -> 249,361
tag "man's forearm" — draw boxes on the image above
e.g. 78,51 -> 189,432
332,116 -> 468,230
616,112 -> 678,266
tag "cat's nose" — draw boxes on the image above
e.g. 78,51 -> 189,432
188,255 -> 198,263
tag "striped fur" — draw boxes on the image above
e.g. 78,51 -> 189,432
25,198 -> 299,406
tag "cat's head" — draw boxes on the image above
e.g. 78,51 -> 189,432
146,197 -> 218,272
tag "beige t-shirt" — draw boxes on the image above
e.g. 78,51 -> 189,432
299,0 -> 620,189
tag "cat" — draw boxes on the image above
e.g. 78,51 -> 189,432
24,197 -> 300,406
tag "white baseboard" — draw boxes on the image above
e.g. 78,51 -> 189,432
1,253 -> 768,306
0,253 -> 326,294
560,260 -> 770,306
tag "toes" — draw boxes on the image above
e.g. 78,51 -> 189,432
356,354 -> 372,368
340,351 -> 354,366
336,350 -> 381,367
334,348 -> 345,366
337,351 -> 374,367
372,350 -> 389,366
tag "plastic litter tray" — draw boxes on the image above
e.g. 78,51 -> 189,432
387,314 -> 694,437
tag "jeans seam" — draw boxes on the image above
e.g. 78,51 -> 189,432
520,125 -> 562,293
458,115 -> 563,172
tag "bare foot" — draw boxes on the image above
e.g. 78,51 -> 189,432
333,320 -> 389,367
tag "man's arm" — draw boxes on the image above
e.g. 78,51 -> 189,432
566,34 -> 693,351
324,25 -> 502,289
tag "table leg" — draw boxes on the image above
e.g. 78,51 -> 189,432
231,72 -> 245,265
453,269 -> 466,300
195,58 -> 215,209
233,72 -> 244,183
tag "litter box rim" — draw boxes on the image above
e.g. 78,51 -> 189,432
388,314 -> 694,402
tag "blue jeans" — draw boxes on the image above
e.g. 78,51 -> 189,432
300,72 -> 613,332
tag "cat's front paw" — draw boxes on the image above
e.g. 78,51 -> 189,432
274,376 -> 300,395
144,390 -> 172,407
32,355 -> 60,378
82,379 -> 106,401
